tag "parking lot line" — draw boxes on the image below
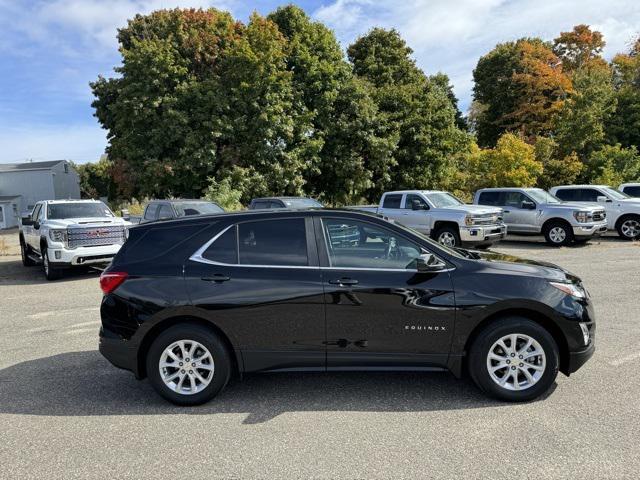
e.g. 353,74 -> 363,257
28,307 -> 99,319
609,351 -> 640,366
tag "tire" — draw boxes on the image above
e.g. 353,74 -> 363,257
43,249 -> 63,280
616,215 -> 640,240
468,317 -> 559,402
434,225 -> 461,248
20,238 -> 36,266
543,220 -> 574,246
146,324 -> 231,406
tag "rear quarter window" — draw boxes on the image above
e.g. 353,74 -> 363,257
118,223 -> 209,264
382,194 -> 402,209
622,186 -> 640,197
478,191 -> 503,206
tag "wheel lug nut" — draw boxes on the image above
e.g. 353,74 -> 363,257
511,366 -> 516,370
186,358 -> 190,362
181,370 -> 185,374
179,362 -> 183,366
506,360 -> 510,364
519,355 -> 523,359
189,370 -> 193,374
511,353 -> 515,357
191,363 -> 195,367
519,363 -> 523,367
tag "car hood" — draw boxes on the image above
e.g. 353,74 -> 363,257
442,204 -> 502,215
47,217 -> 131,228
542,202 -> 603,212
471,250 -> 579,283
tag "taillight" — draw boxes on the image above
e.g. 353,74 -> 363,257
100,271 -> 128,294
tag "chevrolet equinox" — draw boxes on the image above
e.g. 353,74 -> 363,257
99,209 -> 595,405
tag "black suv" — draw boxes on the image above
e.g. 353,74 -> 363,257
99,209 -> 595,405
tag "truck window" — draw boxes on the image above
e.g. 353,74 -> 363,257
554,189 -> 576,201
404,194 -> 428,209
478,192 -> 503,206
504,192 -> 529,208
157,204 -> 173,220
382,194 -> 402,209
623,186 -> 640,196
144,204 -> 159,220
576,189 -> 601,202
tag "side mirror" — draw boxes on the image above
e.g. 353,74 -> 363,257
521,200 -> 536,210
21,216 -> 33,226
120,209 -> 130,221
411,199 -> 427,211
416,253 -> 447,272
596,196 -> 610,203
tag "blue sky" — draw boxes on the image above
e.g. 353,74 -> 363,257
1,0 -> 639,164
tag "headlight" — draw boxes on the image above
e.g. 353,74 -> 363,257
49,229 -> 67,243
549,281 -> 585,299
573,211 -> 590,223
465,215 -> 474,226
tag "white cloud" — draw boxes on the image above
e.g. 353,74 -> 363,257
0,123 -> 108,164
313,0 -> 640,111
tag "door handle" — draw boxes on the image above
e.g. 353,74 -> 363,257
503,210 -> 511,213
329,278 -> 359,286
201,274 -> 230,283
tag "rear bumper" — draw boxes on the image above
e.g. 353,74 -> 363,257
573,222 -> 608,237
99,328 -> 140,377
460,224 -> 507,244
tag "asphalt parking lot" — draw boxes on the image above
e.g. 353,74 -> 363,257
1,228 -> 639,479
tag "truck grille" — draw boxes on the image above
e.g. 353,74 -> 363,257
592,210 -> 606,221
67,226 -> 125,248
472,213 -> 503,225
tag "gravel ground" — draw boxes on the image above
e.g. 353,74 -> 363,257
1,228 -> 639,479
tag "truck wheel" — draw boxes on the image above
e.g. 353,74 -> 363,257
468,317 -> 559,402
616,215 -> 640,240
20,238 -> 36,266
543,220 -> 573,246
434,226 -> 461,248
146,324 -> 231,406
43,250 -> 63,281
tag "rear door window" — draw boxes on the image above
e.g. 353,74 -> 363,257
157,204 -> 173,220
623,186 -> 640,197
478,191 -> 504,206
238,219 -> 308,266
504,192 -> 529,208
577,189 -> 602,202
382,194 -> 402,209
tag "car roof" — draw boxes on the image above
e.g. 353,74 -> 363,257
476,187 -> 543,192
620,183 -> 640,187
550,185 -> 611,189
383,190 -> 446,195
148,199 -> 215,203
251,196 -> 315,201
40,199 -> 104,204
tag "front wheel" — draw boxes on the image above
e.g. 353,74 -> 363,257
146,324 -> 231,406
43,249 -> 63,280
616,215 -> 640,240
468,317 -> 559,402
434,226 -> 461,248
543,221 -> 574,246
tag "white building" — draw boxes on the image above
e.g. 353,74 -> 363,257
0,160 -> 80,229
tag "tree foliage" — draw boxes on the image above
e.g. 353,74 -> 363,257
553,24 -> 606,71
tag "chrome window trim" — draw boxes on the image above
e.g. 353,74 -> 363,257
190,217 -> 452,273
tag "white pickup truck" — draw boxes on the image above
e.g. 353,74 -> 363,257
352,190 -> 506,248
19,199 -> 130,280
550,185 -> 640,240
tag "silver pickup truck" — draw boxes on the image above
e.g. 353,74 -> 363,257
351,190 -> 506,248
474,187 -> 607,246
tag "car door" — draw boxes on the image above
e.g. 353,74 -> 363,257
502,192 -> 538,232
23,203 -> 40,248
184,216 -> 327,372
316,216 -> 456,369
30,203 -> 45,251
400,193 -> 432,235
377,193 -> 405,223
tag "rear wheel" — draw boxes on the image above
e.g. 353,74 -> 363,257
146,324 -> 231,406
468,317 -> 559,402
434,226 -> 461,248
616,215 -> 640,240
543,220 -> 573,246
43,249 -> 63,280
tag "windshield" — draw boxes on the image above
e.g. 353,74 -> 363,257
601,187 -> 629,200
424,192 -> 464,208
526,189 -> 561,204
47,202 -> 114,219
174,201 -> 224,216
282,198 -> 323,208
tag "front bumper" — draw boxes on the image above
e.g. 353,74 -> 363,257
47,243 -> 122,266
460,224 -> 507,244
573,221 -> 608,237
568,342 -> 595,374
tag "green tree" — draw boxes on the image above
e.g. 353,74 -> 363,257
73,155 -> 118,200
607,39 -> 640,149
583,145 -> 640,185
472,39 -> 572,146
348,28 -> 470,195
534,137 -> 582,189
554,63 -> 617,159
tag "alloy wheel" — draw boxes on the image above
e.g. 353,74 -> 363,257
548,226 -> 566,244
438,232 -> 456,247
621,219 -> 640,238
486,333 -> 546,391
159,340 -> 215,395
